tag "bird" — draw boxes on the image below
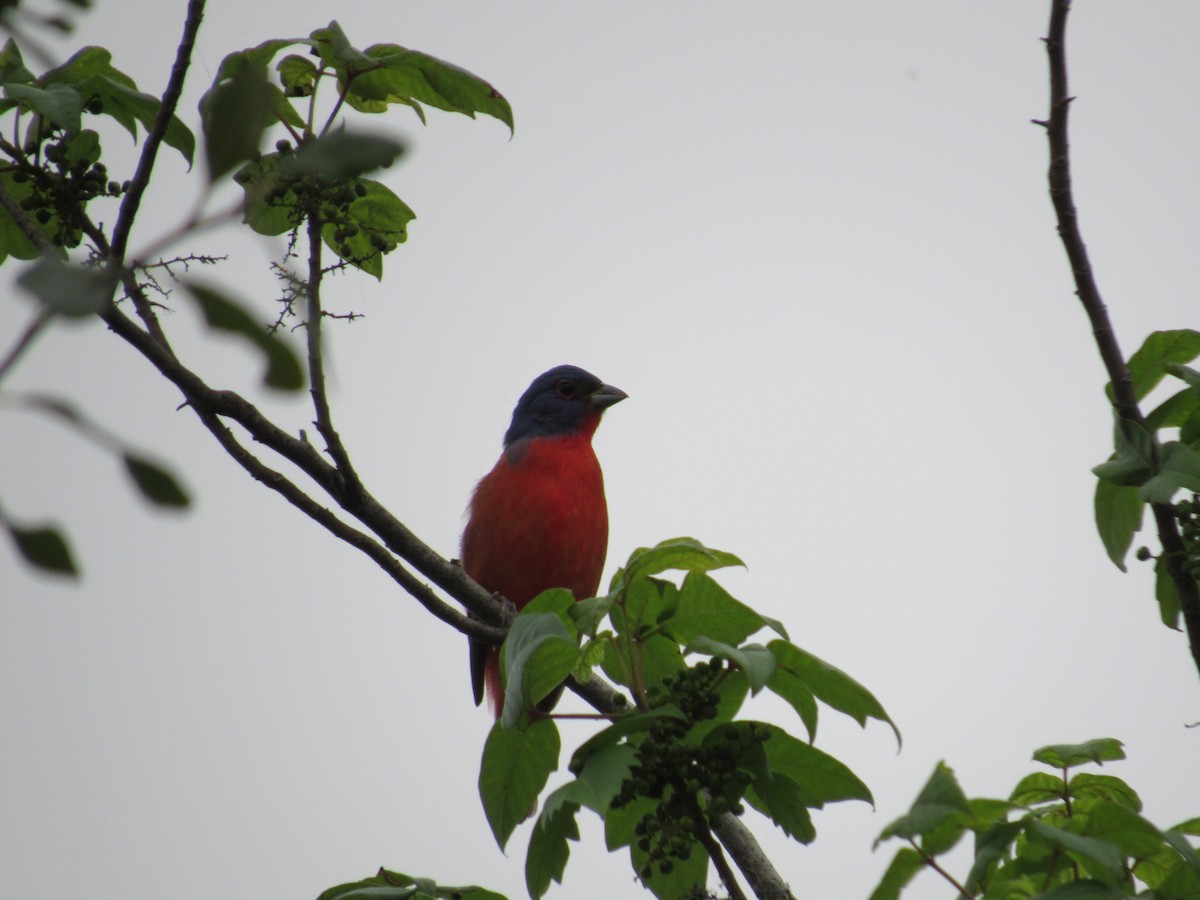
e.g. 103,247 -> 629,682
461,365 -> 626,718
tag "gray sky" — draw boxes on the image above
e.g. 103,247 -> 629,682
3,2 -> 1199,898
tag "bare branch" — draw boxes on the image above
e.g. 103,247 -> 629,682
108,0 -> 206,351
1041,0 -> 1200,682
711,814 -> 797,900
304,208 -> 361,494
186,403 -> 501,641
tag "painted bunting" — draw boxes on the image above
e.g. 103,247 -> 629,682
462,365 -> 626,717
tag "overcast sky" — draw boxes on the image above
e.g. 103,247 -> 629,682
3,2 -> 1200,899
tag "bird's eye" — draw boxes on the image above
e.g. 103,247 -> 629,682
555,379 -> 577,399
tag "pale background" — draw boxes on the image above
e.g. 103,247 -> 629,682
2,2 -> 1198,898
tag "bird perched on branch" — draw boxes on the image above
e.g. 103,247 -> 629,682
462,365 -> 626,718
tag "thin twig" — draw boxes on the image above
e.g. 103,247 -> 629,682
907,837 -> 972,899
0,308 -> 52,385
692,809 -> 748,900
1039,0 -> 1200,683
304,209 -> 361,494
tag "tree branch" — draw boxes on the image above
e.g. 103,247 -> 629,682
185,403 -> 500,641
304,209 -> 361,494
108,0 -> 205,351
1039,0 -> 1200,682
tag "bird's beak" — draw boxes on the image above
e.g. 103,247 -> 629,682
590,383 -> 628,410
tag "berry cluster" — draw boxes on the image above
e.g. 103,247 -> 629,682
13,130 -> 125,247
234,142 -> 400,263
612,659 -> 769,882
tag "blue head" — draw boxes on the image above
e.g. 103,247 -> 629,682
504,365 -> 627,446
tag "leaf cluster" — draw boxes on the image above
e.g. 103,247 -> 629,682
872,738 -> 1200,899
476,538 -> 897,899
1,17 -> 508,576
205,20 -> 510,280
1092,330 -> 1200,628
316,867 -> 507,900
0,38 -> 192,261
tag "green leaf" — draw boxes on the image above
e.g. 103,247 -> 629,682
570,635 -> 607,684
1139,441 -> 1200,503
604,795 -> 655,851
1026,819 -> 1124,883
210,41 -> 308,129
1032,739 -> 1125,770
4,82 -> 82,131
614,576 -> 677,637
40,47 -> 195,165
1182,407 -> 1200,446
1171,817 -> 1200,837
745,772 -> 817,844
478,717 -> 559,851
1092,416 -> 1155,487
235,153 -> 298,236
876,762 -> 969,846
1155,556 -> 1183,630
320,177 -> 415,279
316,870 -> 508,900
1093,479 -> 1143,572
1163,828 -> 1200,875
684,637 -> 775,692
567,707 -> 686,775
568,593 -> 614,637
616,537 -> 745,588
499,607 -> 576,728
1083,801 -> 1165,860
5,519 -> 78,576
758,724 -> 873,809
1145,388 -> 1200,431
182,283 -> 304,391
1009,771 -> 1066,807
867,847 -> 925,900
525,791 -> 579,900
629,828 -> 707,900
201,64 -> 275,181
767,639 -> 900,745
0,38 -> 34,85
312,29 -> 513,133
603,633 -> 685,692
1069,773 -> 1142,812
965,820 -> 1024,893
524,742 -> 635,898
766,661 -> 818,741
1035,881 -> 1135,900
573,743 -> 636,814
1166,362 -> 1200,395
1122,329 -> 1200,401
123,454 -> 190,508
0,171 -> 41,262
283,129 -> 407,180
661,571 -> 770,646
276,54 -> 317,97
17,256 -> 116,317
310,21 -> 375,75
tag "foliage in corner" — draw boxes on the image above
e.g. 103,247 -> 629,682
872,738 -> 1200,900
316,867 -> 508,900
476,538 -> 898,899
207,20 -> 512,279
1091,330 -> 1200,630
0,12 -> 508,576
